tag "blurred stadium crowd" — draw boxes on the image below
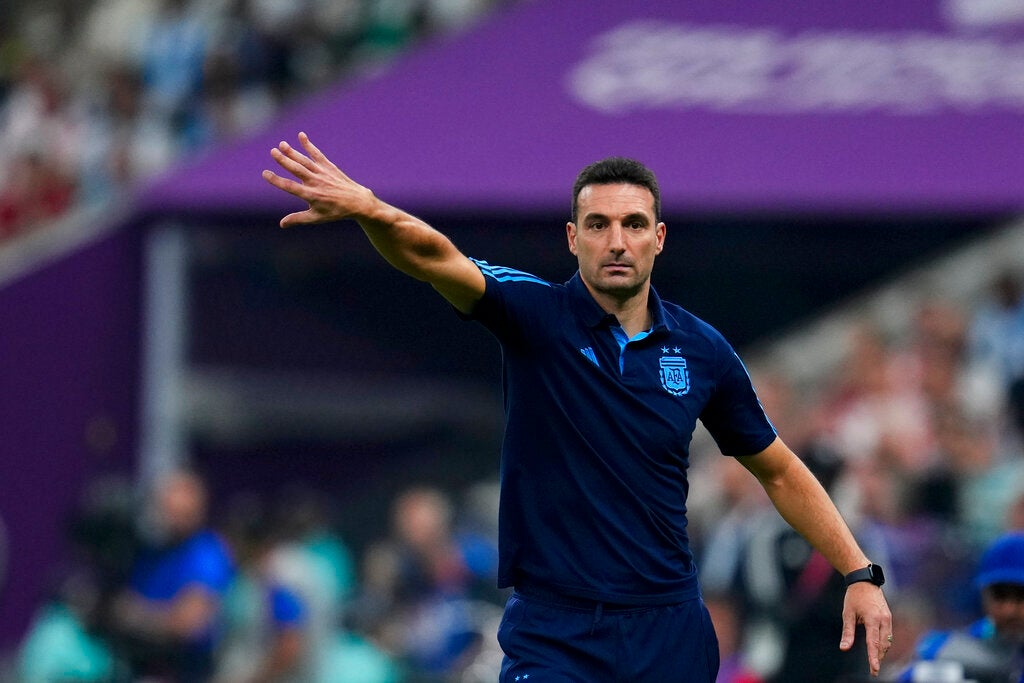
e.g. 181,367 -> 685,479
687,270 -> 1024,681
0,0 -> 504,241
10,269 -> 1024,682
16,468 -> 506,682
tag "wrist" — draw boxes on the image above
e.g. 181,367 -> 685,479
844,563 -> 885,587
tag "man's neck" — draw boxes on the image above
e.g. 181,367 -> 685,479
587,283 -> 652,337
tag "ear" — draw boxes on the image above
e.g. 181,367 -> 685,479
566,222 -> 578,255
655,222 -> 666,255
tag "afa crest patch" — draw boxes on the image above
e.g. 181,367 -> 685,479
659,356 -> 690,396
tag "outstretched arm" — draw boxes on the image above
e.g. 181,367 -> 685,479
739,436 -> 893,677
261,132 -> 485,313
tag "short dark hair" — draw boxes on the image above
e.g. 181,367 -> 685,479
572,157 -> 661,223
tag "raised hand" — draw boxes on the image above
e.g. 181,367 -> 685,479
261,132 -> 376,229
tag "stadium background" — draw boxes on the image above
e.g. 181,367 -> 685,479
2,0 -> 1024,681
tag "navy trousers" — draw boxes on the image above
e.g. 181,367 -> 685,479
498,590 -> 720,682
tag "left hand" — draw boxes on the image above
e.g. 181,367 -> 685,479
840,582 -> 894,677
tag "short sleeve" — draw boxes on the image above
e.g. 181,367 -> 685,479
462,259 -> 556,347
699,348 -> 776,456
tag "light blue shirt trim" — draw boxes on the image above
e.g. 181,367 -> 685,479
611,325 -> 654,373
471,258 -> 551,286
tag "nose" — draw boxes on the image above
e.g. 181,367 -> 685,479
607,224 -> 626,253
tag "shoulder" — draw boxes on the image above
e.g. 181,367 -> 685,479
183,531 -> 234,585
914,628 -> 956,660
466,260 -> 569,334
469,259 -> 565,311
659,298 -> 737,363
472,259 -> 555,289
909,619 -> 1008,669
661,299 -> 728,343
186,529 -> 231,558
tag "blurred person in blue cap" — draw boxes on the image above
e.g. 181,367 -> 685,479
898,532 -> 1024,683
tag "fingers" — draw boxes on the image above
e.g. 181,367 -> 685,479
840,593 -> 893,678
839,612 -> 856,652
261,169 -> 305,197
867,634 -> 882,677
297,132 -> 330,167
299,131 -> 350,179
862,630 -> 895,678
280,209 -> 317,229
261,171 -> 312,228
271,143 -> 316,179
873,622 -> 895,673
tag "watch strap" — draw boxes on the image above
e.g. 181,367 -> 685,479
844,563 -> 884,587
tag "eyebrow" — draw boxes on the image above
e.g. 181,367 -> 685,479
582,212 -> 651,224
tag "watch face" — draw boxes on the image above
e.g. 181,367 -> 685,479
869,564 -> 885,585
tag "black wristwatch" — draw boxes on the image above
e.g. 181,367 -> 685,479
844,563 -> 885,587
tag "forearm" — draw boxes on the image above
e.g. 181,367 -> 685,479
355,197 -> 462,282
744,439 -> 869,575
773,467 -> 865,572
354,196 -> 483,312
114,587 -> 217,642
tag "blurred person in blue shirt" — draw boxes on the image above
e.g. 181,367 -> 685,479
110,467 -> 234,682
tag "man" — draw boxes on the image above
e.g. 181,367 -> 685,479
111,468 -> 235,681
261,133 -> 892,681
899,532 -> 1024,683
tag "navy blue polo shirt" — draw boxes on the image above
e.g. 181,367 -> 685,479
465,260 -> 777,606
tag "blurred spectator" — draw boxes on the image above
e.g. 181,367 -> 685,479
908,301 -> 969,415
697,456 -> 772,598
351,486 -> 484,680
271,484 -> 356,618
921,409 -> 1024,551
78,0 -> 162,69
967,270 -> 1024,459
258,485 -> 358,679
136,0 -> 215,149
0,52 -> 82,183
109,467 -> 234,682
216,487 -> 397,683
876,592 -> 940,682
76,61 -> 176,202
199,2 -> 277,144
898,532 -> 1024,683
0,149 -> 76,238
215,492 -> 310,683
823,323 -> 935,473
968,270 -> 1024,393
0,51 -> 79,237
454,480 -> 502,604
16,571 -> 120,683
15,475 -> 138,683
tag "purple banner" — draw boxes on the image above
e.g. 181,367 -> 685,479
0,229 -> 140,649
144,0 -> 1024,216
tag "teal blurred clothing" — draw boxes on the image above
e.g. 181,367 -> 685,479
17,603 -> 116,682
